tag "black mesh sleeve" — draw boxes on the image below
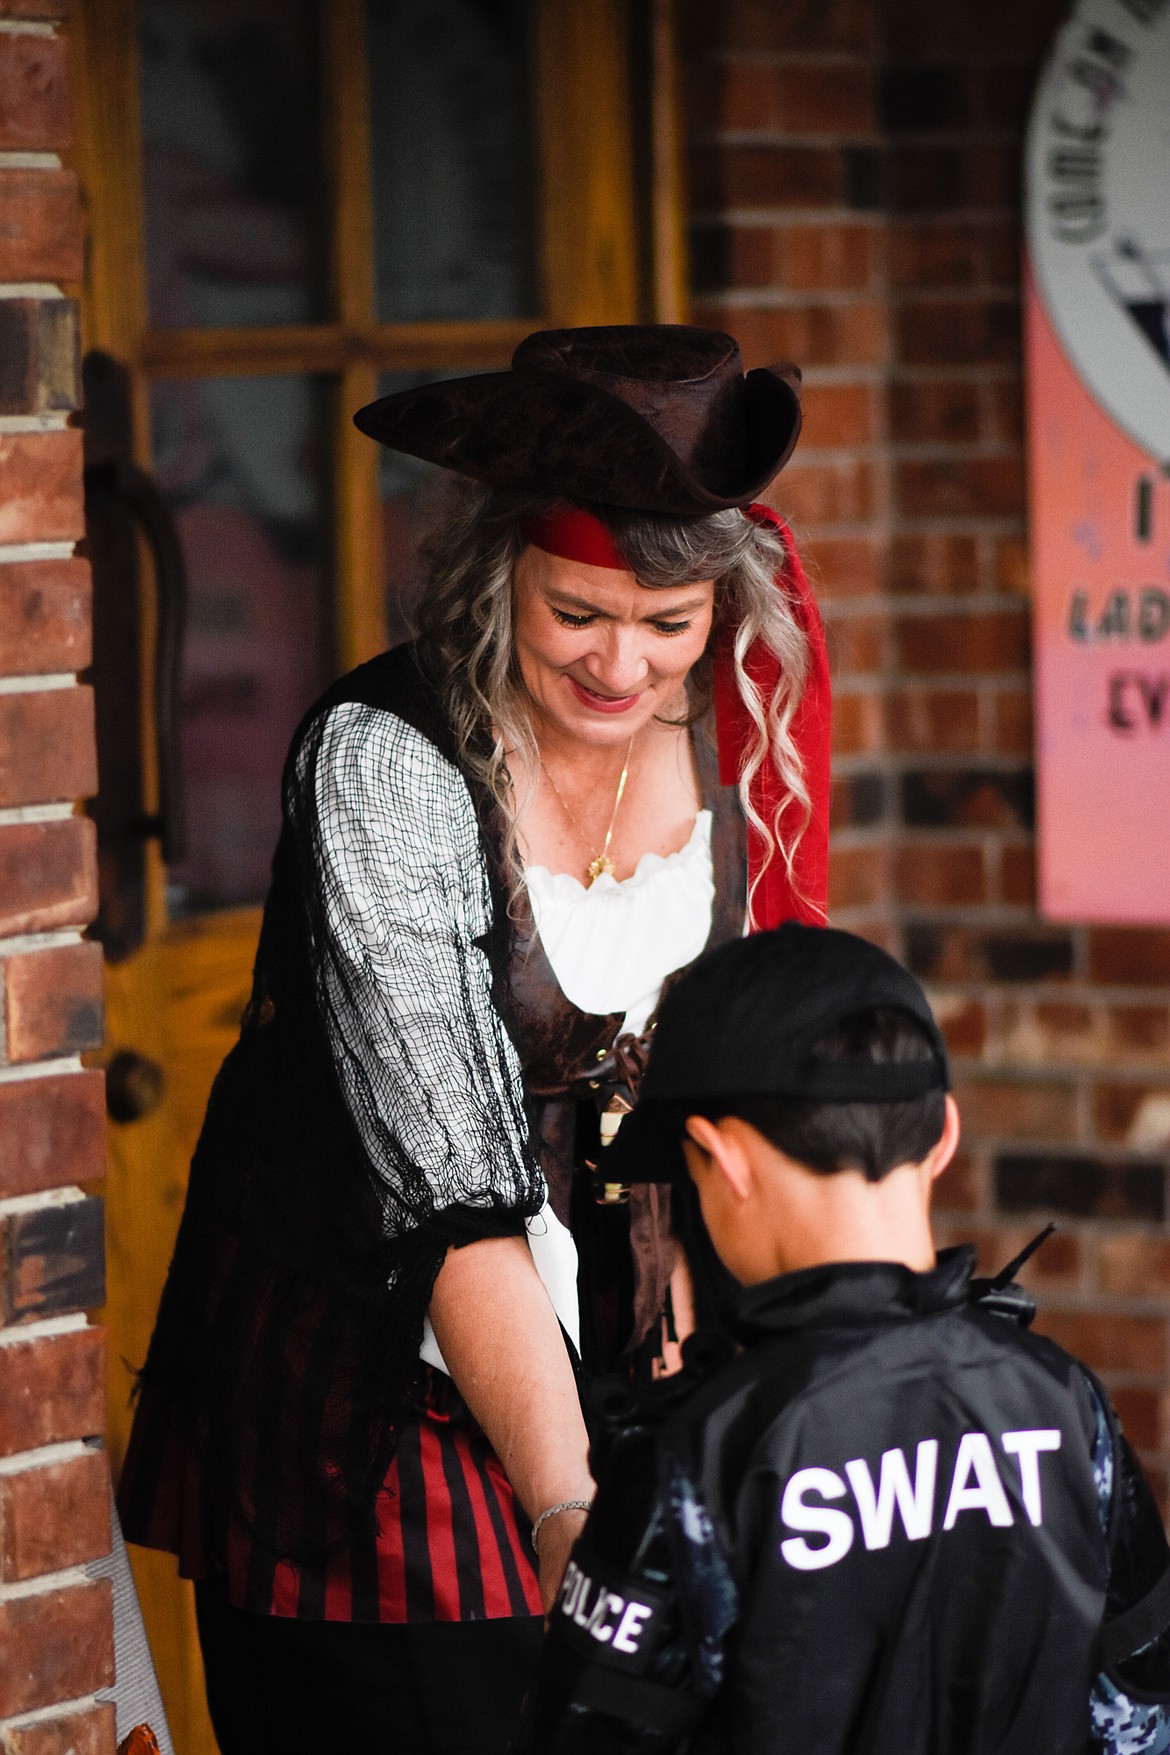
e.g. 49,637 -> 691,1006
292,698 -> 546,1240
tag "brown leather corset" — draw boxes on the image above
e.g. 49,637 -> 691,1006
504,719 -> 746,1375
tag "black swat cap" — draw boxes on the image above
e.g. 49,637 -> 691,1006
605,922 -> 951,1185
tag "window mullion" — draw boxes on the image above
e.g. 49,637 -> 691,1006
646,0 -> 689,324
325,0 -> 376,328
325,0 -> 383,671
535,0 -> 639,327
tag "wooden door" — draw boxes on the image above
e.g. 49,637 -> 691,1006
72,2 -> 685,1749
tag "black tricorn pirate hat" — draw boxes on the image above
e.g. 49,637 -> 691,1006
353,324 -> 802,516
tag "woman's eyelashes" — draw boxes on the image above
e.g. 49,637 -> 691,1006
549,606 -> 693,636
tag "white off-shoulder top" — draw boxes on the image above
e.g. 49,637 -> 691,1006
525,810 -> 715,1037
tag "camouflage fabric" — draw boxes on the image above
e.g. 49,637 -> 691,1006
1088,1380 -> 1170,1754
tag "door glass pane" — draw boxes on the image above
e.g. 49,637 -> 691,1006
367,0 -> 537,322
150,374 -> 330,913
378,370 -> 471,645
138,0 -> 324,329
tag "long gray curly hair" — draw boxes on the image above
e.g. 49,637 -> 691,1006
415,482 -> 813,920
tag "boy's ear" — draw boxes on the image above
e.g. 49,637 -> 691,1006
684,1114 -> 722,1162
928,1094 -> 961,1182
684,1115 -> 754,1201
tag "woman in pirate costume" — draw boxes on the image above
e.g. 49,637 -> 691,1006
117,325 -> 832,1753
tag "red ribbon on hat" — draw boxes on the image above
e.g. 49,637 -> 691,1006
520,503 -> 830,931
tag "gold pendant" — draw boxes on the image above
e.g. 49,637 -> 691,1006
586,853 -> 615,885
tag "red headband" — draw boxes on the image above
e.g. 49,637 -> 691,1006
519,506 -> 627,570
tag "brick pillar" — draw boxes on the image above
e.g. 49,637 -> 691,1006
0,5 -> 117,1749
683,0 -> 1170,1510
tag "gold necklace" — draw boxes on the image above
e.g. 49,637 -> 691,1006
543,739 -> 634,886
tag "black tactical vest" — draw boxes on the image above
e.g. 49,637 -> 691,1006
520,1249 -> 1136,1755
671,1250 -> 1107,1754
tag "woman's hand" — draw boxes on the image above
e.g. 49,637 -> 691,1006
534,1504 -> 590,1615
428,1233 -> 594,1603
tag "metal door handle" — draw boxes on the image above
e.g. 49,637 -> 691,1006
83,455 -> 188,865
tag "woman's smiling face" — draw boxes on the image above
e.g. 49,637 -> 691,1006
512,543 -> 716,749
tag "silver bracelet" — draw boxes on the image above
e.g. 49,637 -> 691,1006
531,1498 -> 593,1554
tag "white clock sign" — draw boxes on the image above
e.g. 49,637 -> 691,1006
1026,0 -> 1170,465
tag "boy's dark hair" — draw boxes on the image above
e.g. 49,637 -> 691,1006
690,1007 -> 947,1182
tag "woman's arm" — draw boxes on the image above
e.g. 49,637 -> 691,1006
305,704 -> 587,1599
430,1233 -> 593,1611
303,701 -> 543,1226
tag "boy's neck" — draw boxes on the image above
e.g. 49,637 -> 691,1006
745,1158 -> 937,1286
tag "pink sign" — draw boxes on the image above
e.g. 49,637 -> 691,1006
1024,0 -> 1170,924
1025,273 -> 1170,922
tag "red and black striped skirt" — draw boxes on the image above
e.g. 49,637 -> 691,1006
119,1366 -> 543,1624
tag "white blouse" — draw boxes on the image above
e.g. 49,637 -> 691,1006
524,810 -> 715,1038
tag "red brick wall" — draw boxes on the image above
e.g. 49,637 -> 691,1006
682,0 -> 1170,1504
0,3 -> 116,1748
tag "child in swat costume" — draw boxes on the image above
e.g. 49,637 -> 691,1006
513,925 -> 1170,1755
